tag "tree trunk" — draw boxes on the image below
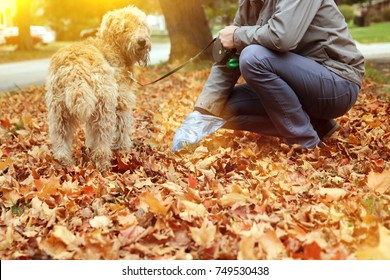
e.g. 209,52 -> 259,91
16,0 -> 34,51
159,0 -> 213,62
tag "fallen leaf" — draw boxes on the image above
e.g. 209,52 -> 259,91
356,225 -> 390,260
318,188 -> 347,201
259,229 -> 286,260
0,156 -> 12,175
89,216 -> 112,229
179,200 -> 207,221
52,225 -> 76,245
367,169 -> 390,193
140,192 -> 170,216
238,235 -> 257,260
190,219 -> 216,247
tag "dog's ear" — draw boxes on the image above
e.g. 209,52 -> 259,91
99,6 -> 148,41
99,11 -> 122,39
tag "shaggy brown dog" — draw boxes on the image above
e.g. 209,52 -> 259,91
45,6 -> 151,171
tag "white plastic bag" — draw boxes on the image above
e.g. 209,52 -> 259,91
171,111 -> 226,152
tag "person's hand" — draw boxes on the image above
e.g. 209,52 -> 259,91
219,25 -> 238,50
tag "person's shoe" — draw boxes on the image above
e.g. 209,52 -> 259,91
313,119 -> 340,139
317,141 -> 325,148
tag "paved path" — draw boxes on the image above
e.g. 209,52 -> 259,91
0,42 -> 389,92
356,42 -> 390,60
0,58 -> 50,92
0,42 -> 171,92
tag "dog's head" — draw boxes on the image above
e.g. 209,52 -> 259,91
99,6 -> 151,66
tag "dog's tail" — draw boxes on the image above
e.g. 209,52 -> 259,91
64,82 -> 98,121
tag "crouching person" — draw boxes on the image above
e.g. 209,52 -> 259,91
172,0 -> 364,152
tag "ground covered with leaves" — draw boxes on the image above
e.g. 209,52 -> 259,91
0,67 -> 389,260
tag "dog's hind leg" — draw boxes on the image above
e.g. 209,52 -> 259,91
47,103 -> 77,166
112,93 -> 135,151
86,98 -> 117,171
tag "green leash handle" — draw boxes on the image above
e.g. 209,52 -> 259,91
226,57 -> 239,69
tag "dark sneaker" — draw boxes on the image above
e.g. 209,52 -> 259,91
312,119 -> 340,139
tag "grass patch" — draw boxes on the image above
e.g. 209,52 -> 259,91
350,22 -> 390,43
365,62 -> 390,101
0,41 -> 73,64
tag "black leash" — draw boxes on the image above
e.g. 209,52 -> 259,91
129,37 -> 217,86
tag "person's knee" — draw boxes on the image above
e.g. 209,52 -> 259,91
239,45 -> 271,81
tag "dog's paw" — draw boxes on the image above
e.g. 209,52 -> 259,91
53,152 -> 74,167
95,160 -> 111,172
90,149 -> 112,172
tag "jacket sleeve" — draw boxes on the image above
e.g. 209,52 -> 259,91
234,0 -> 322,52
194,63 -> 241,116
193,1 -> 244,116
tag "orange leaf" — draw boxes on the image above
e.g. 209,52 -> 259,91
188,173 -> 197,188
34,175 -> 60,198
303,242 -> 322,260
81,185 -> 96,196
140,192 -> 170,216
0,118 -> 11,129
348,135 -> 361,145
0,156 -> 12,174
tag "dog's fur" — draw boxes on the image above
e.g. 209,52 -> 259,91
45,6 -> 151,171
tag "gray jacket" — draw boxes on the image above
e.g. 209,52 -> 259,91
195,0 -> 365,116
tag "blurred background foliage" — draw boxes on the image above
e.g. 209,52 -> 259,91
15,0 -> 389,41
1,0 -> 390,61
1,0 -> 387,41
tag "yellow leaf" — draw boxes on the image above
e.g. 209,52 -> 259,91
39,235 -> 74,260
22,114 -> 32,127
218,193 -> 250,207
318,188 -> 347,201
140,192 -> 170,216
356,225 -> 390,260
2,189 -> 22,208
259,229 -> 286,260
238,235 -> 257,260
179,200 -> 207,221
190,219 -> 216,247
367,169 -> 390,194
196,155 -> 218,170
0,225 -> 14,250
52,225 -> 75,245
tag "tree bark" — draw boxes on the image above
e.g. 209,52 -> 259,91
159,0 -> 213,62
16,0 -> 34,51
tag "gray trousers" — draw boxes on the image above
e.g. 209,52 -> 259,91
221,45 -> 360,148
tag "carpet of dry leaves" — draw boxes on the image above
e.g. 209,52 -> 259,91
0,66 -> 389,260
